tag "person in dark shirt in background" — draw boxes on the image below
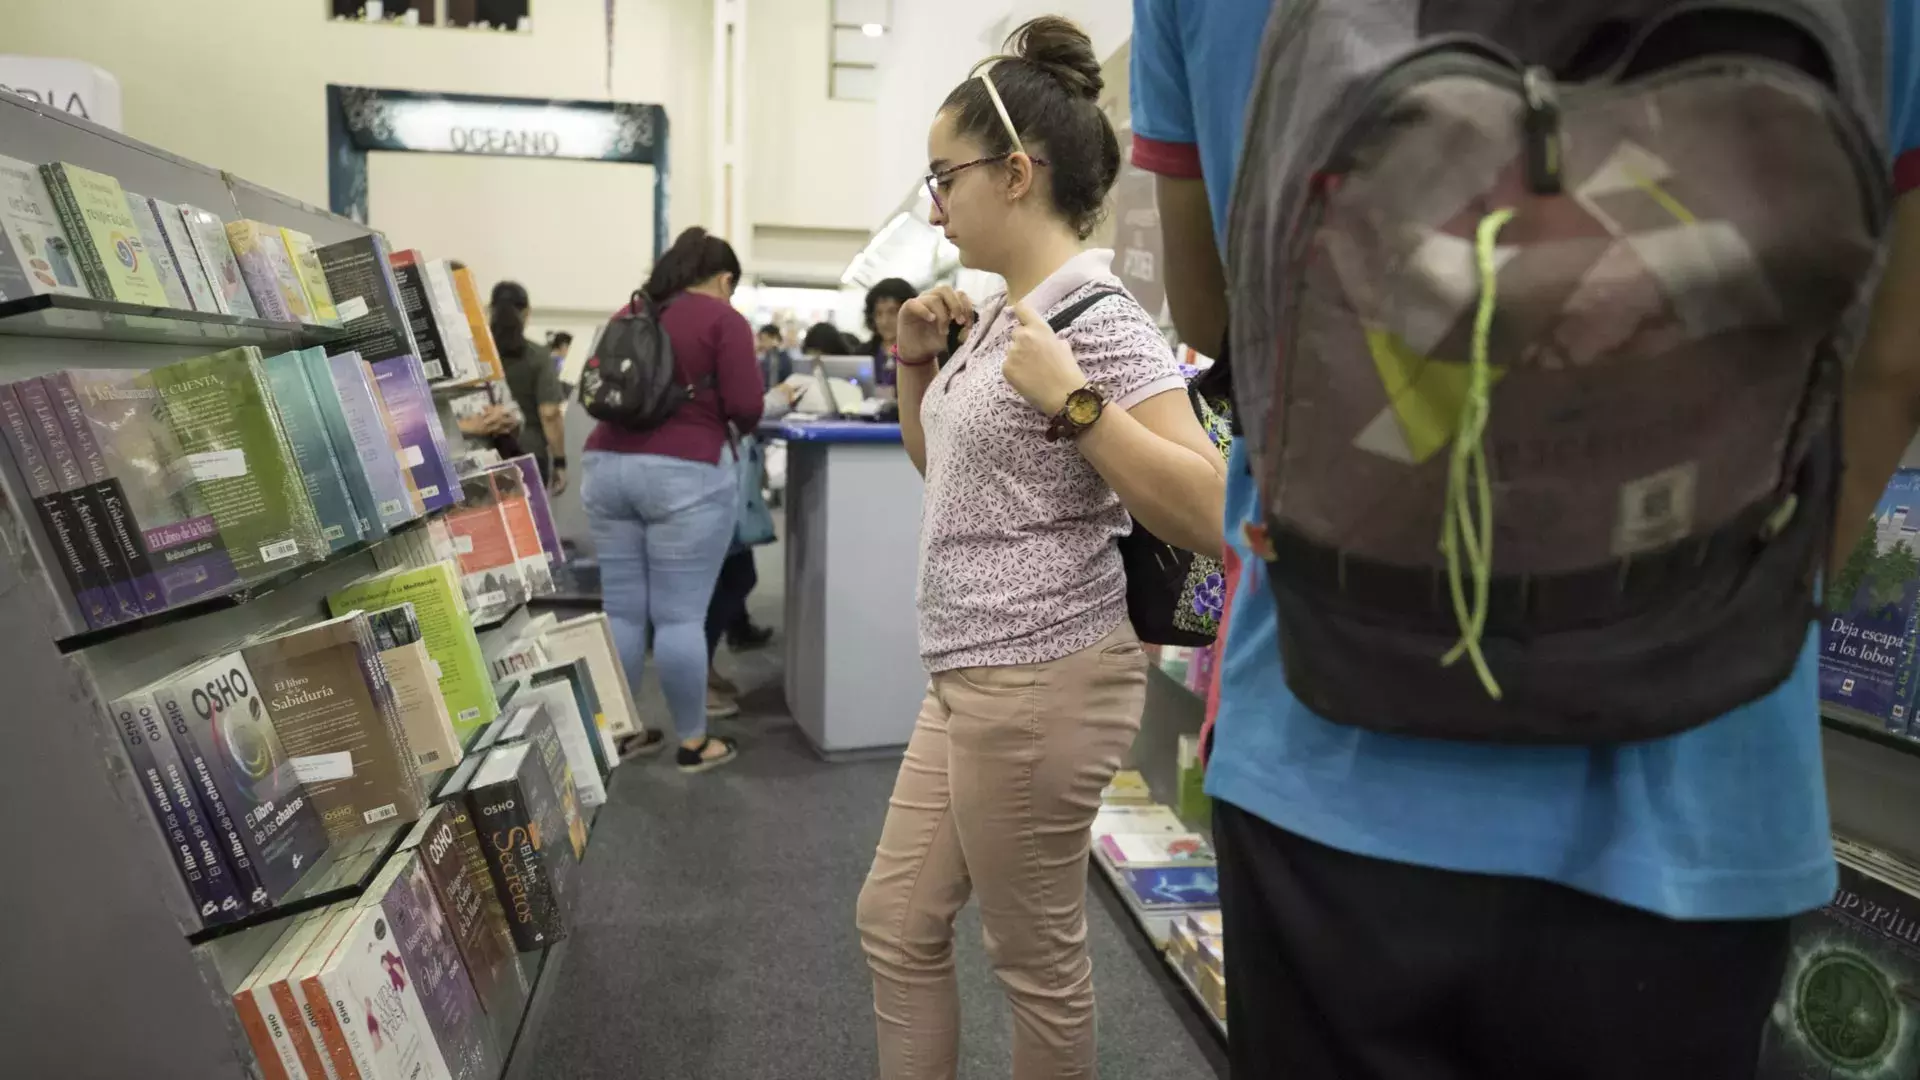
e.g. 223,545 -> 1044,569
860,277 -> 917,391
489,280 -> 570,493
757,323 -> 795,389
582,227 -> 765,773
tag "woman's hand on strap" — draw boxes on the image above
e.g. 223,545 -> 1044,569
1003,301 -> 1089,415
897,286 -> 974,364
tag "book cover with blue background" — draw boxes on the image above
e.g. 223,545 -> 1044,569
1823,470 -> 1920,730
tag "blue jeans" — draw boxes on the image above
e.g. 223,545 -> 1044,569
581,451 -> 739,744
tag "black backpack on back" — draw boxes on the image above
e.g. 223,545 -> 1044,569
579,290 -> 699,430
1049,287 -> 1229,648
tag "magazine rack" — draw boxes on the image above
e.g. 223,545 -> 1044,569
0,93 -> 573,1080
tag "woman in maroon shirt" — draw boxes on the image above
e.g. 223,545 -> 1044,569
581,227 -> 765,773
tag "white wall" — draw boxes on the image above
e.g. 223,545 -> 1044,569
867,2 -> 1132,237
6,0 -> 713,319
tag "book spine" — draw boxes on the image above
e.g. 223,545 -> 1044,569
111,690 -> 251,925
0,383 -> 94,629
155,686 -> 273,909
147,199 -> 211,311
389,257 -> 450,380
15,378 -> 141,622
46,371 -> 163,613
469,787 -> 553,951
271,978 -> 341,1080
233,988 -> 295,1080
38,165 -> 112,298
301,975 -> 369,1080
1896,598 -> 1920,737
253,986 -> 311,1080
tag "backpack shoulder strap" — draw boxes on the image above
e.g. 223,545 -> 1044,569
1046,286 -> 1128,334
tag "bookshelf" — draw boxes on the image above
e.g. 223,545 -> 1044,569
0,293 -> 342,350
0,92 -> 584,1080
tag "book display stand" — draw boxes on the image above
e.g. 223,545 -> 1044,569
0,94 -> 586,1080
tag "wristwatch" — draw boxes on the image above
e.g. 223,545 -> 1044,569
1045,385 -> 1107,443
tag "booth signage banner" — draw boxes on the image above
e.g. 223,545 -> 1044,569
327,85 -> 670,257
0,56 -> 123,131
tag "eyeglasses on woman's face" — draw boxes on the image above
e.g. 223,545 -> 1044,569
924,66 -> 1051,217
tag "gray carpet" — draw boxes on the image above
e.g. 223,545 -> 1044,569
519,549 -> 1225,1079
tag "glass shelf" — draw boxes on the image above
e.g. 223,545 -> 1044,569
55,512 -> 439,655
1821,705 -> 1920,760
0,294 -> 341,351
186,816 -> 412,946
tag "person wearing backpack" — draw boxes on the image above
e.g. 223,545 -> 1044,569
580,227 -> 764,774
850,18 -> 1226,1079
1133,1 -> 1920,1076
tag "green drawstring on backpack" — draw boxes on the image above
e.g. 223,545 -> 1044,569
1439,208 -> 1515,699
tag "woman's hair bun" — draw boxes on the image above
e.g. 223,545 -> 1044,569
1006,16 -> 1102,102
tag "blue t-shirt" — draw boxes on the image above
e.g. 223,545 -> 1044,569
1132,0 -> 1920,920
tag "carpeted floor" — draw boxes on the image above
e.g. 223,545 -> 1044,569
520,547 -> 1225,1079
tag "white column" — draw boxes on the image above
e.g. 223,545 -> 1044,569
712,0 -> 748,260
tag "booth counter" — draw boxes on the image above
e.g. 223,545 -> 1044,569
768,419 -> 925,756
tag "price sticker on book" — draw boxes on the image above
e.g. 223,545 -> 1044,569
170,448 -> 248,485
452,534 -> 475,554
335,296 -> 370,322
260,538 -> 302,563
291,751 -> 354,783
401,445 -> 426,468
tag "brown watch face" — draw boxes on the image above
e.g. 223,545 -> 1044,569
1065,387 -> 1105,428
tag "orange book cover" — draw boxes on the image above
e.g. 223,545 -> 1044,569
451,265 -> 504,381
232,986 -> 293,1080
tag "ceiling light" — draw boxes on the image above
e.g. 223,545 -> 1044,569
861,23 -> 885,37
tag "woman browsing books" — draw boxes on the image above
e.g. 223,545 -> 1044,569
851,17 -> 1226,1079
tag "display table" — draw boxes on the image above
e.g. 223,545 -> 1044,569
767,419 -> 926,757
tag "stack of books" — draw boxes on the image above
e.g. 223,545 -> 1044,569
1091,771 -> 1219,945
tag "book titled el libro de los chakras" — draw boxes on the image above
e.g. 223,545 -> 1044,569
150,650 -> 330,908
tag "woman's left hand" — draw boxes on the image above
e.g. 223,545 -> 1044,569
1003,302 -> 1088,416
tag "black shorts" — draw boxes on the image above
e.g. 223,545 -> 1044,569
1212,800 -> 1793,1080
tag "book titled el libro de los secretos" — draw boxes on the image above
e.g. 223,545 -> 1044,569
465,740 -> 576,951
151,650 -> 330,907
495,702 -> 590,860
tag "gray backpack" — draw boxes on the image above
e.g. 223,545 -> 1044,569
1227,0 -> 1891,742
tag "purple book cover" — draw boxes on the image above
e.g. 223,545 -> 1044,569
373,850 -> 497,1080
14,378 -> 142,622
111,688 -> 252,925
371,355 -> 456,512
0,382 -> 95,629
508,454 -> 563,567
48,372 -> 160,612
55,369 -> 241,608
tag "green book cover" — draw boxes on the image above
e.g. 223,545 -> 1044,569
295,347 -> 387,542
329,561 -> 498,740
260,350 -> 363,553
147,348 -> 326,584
39,162 -> 171,305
